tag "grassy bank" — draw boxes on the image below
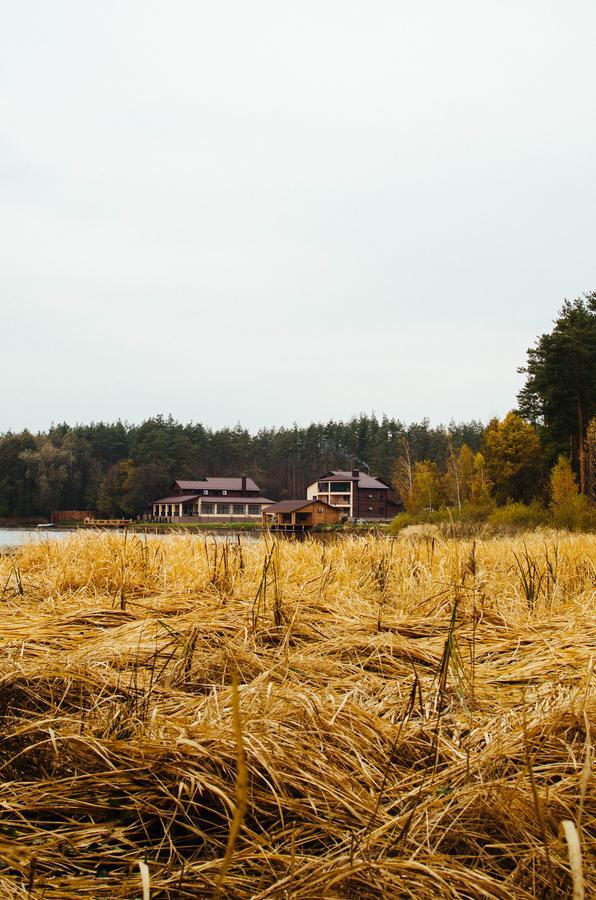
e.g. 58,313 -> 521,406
389,501 -> 596,537
0,531 -> 593,897
134,522 -> 389,534
134,520 -> 262,532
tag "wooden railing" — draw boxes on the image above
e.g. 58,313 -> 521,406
83,519 -> 132,527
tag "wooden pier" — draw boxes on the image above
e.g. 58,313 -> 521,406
83,518 -> 132,528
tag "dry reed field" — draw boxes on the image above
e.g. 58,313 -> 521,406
0,530 -> 594,899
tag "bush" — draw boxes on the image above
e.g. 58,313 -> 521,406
390,497 -> 595,536
488,501 -> 548,532
549,456 -> 593,531
550,495 -> 594,531
459,499 -> 496,522
389,508 -> 451,533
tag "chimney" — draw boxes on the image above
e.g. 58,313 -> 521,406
352,468 -> 359,479
241,474 -> 247,493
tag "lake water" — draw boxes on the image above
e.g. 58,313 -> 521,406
0,528 -> 74,549
0,527 -> 262,550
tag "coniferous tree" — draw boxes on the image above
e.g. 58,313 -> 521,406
518,293 -> 596,491
586,417 -> 596,504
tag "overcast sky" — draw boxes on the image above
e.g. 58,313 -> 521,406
1,1 -> 594,434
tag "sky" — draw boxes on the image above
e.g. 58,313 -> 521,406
1,1 -> 594,434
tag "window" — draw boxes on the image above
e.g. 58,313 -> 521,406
318,507 -> 324,512
368,506 -> 373,511
203,490 -> 209,495
233,504 -> 245,514
202,503 -> 214,514
248,505 -> 260,515
329,482 -> 350,492
318,482 -> 330,492
217,504 -> 230,515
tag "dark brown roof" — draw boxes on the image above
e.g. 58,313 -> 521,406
175,477 -> 261,492
154,494 -> 273,505
198,496 -> 273,505
264,499 -> 336,514
153,494 -> 201,504
314,471 -> 392,490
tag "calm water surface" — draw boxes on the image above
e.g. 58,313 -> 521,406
0,528 -> 73,548
0,528 -> 262,549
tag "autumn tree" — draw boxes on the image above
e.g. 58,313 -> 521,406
392,438 -> 415,509
484,413 -> 541,503
443,441 -> 475,510
408,460 -> 441,514
470,451 -> 492,503
549,456 -> 587,530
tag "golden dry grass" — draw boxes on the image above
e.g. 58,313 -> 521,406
0,530 -> 594,898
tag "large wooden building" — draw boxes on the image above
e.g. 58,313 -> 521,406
151,477 -> 272,522
306,469 -> 401,521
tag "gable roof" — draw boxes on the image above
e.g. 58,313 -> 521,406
264,499 -> 336,514
153,494 -> 202,504
175,477 -> 260,492
314,471 -> 392,490
154,494 -> 273,505
199,496 -> 273,504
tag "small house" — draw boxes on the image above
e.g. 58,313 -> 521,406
262,499 -> 341,531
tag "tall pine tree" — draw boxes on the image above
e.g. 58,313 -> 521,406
517,293 -> 596,492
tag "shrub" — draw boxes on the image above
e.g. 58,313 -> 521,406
459,499 -> 496,522
488,501 -> 548,532
389,508 -> 451,533
549,455 -> 592,531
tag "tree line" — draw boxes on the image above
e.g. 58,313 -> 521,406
0,292 -> 593,523
392,292 -> 595,528
0,415 -> 485,519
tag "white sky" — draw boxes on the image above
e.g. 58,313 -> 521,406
1,1 -> 594,433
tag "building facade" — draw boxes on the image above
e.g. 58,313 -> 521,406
263,499 -> 340,530
151,477 -> 272,522
306,469 -> 400,521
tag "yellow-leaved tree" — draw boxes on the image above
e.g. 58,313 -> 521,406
549,456 -> 587,530
484,412 -> 541,504
443,441 -> 475,510
408,460 -> 441,514
470,451 -> 493,504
